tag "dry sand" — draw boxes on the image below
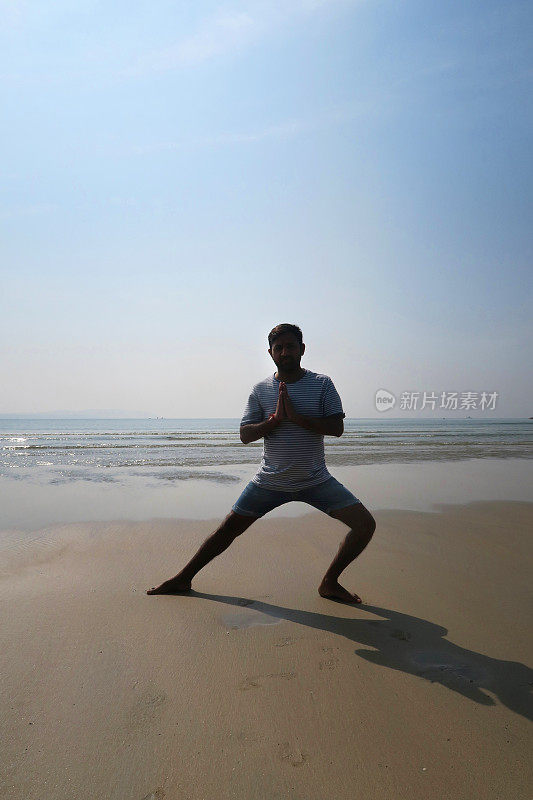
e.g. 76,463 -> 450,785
1,500 -> 532,800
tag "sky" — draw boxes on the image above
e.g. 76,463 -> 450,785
1,0 -> 531,418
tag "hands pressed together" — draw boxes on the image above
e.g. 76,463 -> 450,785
272,382 -> 299,423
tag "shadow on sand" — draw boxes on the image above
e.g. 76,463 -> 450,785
172,592 -> 533,721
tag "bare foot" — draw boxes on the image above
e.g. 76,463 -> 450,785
146,577 -> 192,595
318,579 -> 362,604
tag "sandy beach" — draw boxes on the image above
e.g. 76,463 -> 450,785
1,500 -> 532,800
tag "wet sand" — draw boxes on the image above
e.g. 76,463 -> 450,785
1,500 -> 532,799
2,457 -> 533,531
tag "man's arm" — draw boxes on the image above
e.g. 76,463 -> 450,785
240,386 -> 286,444
291,413 -> 344,437
278,381 -> 344,437
240,417 -> 278,444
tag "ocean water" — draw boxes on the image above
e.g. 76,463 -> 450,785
1,418 -> 531,486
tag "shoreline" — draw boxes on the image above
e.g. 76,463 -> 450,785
1,456 -> 532,533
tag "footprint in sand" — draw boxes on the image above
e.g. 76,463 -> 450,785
236,730 -> 261,743
279,741 -> 308,767
274,636 -> 297,647
239,671 -> 297,690
239,677 -> 261,691
128,690 -> 167,729
141,789 -> 165,800
319,657 -> 340,671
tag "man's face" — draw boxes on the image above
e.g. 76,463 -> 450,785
268,333 -> 305,372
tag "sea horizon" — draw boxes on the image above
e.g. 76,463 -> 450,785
0,415 -> 529,421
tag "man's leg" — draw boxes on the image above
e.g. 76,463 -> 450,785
318,503 -> 376,604
146,510 -> 258,595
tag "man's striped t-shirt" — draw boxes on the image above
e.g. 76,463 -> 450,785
240,369 -> 345,491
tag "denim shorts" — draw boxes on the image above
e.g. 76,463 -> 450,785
232,475 -> 361,518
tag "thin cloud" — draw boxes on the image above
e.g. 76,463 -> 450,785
122,0 -> 360,77
1,0 -> 363,84
124,11 -> 257,76
0,202 -> 59,220
130,99 -> 392,156
131,120 -> 303,155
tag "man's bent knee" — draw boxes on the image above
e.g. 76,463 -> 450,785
329,503 -> 376,534
218,510 -> 258,538
330,503 -> 376,539
359,511 -> 376,542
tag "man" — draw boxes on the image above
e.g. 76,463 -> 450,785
147,323 -> 375,604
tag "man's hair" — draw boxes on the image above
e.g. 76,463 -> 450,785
268,323 -> 303,349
